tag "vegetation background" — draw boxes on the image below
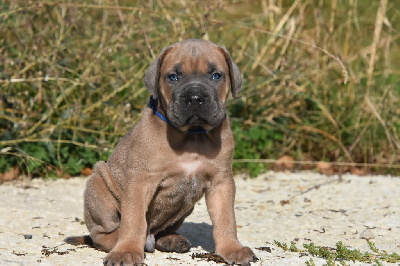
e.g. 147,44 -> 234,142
0,0 -> 399,179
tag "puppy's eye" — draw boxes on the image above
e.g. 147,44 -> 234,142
168,74 -> 178,81
212,73 -> 221,80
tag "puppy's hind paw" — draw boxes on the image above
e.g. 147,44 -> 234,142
155,234 -> 191,253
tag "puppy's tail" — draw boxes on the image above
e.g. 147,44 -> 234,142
64,235 -> 94,247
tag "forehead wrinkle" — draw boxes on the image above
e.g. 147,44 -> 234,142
191,46 -> 199,57
163,62 -> 182,74
163,43 -> 228,74
208,62 -> 226,73
181,54 -> 210,74
161,51 -> 183,73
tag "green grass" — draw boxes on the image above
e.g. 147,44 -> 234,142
274,240 -> 400,265
0,0 -> 399,178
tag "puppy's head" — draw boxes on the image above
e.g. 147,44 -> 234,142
145,39 -> 241,133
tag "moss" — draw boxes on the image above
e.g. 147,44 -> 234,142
274,240 -> 400,265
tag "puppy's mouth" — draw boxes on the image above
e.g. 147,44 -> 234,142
186,115 -> 207,126
176,115 -> 214,133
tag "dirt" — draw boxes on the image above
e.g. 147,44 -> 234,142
0,171 -> 399,265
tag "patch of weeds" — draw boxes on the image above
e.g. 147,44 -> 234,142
303,242 -> 335,264
290,241 -> 301,252
232,123 -> 272,177
274,240 -> 400,265
367,240 -> 380,253
2,1 -> 400,179
274,240 -> 288,251
305,258 -> 315,266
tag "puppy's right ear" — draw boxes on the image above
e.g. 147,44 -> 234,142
144,46 -> 173,100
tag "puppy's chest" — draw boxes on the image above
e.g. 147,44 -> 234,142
157,160 -> 209,204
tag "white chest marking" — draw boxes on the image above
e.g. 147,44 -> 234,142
181,161 -> 202,174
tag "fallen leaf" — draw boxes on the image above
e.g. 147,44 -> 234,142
0,167 -> 20,182
280,200 -> 290,206
316,162 -> 334,175
296,185 -> 306,192
272,155 -> 295,172
56,169 -> 71,179
350,167 -> 367,176
81,167 -> 92,177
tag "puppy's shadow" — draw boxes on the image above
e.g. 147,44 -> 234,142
178,222 -> 215,252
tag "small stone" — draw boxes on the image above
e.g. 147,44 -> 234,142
364,221 -> 375,229
360,229 -> 375,240
24,234 -> 33,239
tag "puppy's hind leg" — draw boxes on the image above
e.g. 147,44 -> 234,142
155,208 -> 193,253
84,162 -> 121,252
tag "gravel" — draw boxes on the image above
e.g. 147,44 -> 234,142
0,171 -> 399,265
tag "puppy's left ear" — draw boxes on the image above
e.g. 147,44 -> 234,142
219,47 -> 242,98
144,46 -> 173,100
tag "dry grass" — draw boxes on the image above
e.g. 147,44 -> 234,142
0,0 -> 399,177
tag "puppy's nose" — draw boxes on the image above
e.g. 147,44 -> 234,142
186,92 -> 205,108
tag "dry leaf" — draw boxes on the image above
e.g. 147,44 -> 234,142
280,200 -> 290,206
0,167 -> 20,182
316,162 -> 334,176
56,169 -> 71,179
350,167 -> 367,176
273,155 -> 295,172
81,167 -> 93,177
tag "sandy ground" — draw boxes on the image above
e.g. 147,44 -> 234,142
0,171 -> 399,265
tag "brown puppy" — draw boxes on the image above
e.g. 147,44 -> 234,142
66,39 -> 257,265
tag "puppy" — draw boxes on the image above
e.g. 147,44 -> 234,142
66,39 -> 257,265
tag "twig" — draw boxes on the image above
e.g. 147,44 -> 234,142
229,23 -> 349,84
366,0 -> 387,94
291,178 -> 338,199
0,139 -> 98,149
364,96 -> 398,150
233,159 -> 400,169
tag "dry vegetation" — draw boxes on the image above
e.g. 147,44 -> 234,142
0,0 -> 399,179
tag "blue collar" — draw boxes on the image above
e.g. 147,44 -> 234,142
150,95 -> 207,134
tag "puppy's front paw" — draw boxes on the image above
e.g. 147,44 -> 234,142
218,245 -> 258,265
103,250 -> 145,266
